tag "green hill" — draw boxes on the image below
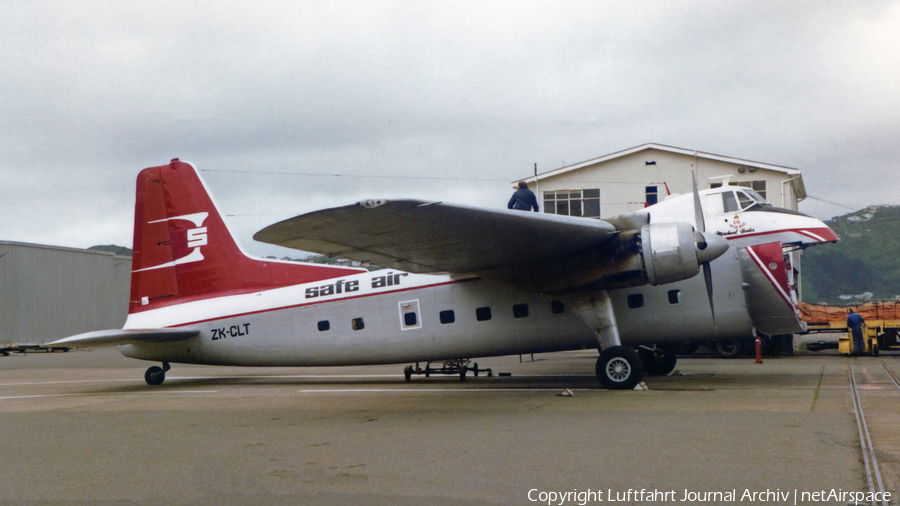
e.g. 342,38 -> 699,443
801,205 -> 900,304
88,244 -> 133,257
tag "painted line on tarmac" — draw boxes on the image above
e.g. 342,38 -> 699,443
0,378 -> 147,387
297,388 -> 593,393
0,390 -> 219,401
0,374 -> 404,388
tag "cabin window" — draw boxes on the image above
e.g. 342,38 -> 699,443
551,300 -> 565,314
352,317 -> 365,331
513,304 -> 529,318
645,186 -> 658,206
440,310 -> 455,324
543,189 -> 600,218
317,320 -> 330,332
399,299 -> 422,330
667,290 -> 682,305
627,294 -> 644,309
476,307 -> 492,321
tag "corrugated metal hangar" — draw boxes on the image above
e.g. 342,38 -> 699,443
0,241 -> 131,345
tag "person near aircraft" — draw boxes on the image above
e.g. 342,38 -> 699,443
847,309 -> 865,354
508,181 -> 539,212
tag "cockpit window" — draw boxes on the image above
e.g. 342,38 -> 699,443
722,191 -> 738,213
717,188 -> 771,214
743,189 -> 767,203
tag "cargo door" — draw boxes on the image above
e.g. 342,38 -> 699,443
739,242 -> 807,335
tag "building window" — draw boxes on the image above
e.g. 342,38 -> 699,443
667,290 -> 681,305
440,310 -> 455,324
645,186 -> 658,206
543,189 -> 600,217
627,294 -> 644,309
513,304 -> 529,318
476,307 -> 492,321
352,317 -> 365,331
317,320 -> 330,332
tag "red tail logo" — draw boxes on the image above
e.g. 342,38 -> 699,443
135,213 -> 209,272
129,159 -> 366,314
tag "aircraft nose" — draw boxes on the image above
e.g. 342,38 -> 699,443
806,218 -> 840,244
695,230 -> 729,264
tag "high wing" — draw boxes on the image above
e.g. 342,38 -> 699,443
255,198 -> 728,293
254,200 -> 622,292
46,329 -> 199,348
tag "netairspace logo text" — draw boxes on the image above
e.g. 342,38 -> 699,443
526,487 -> 892,505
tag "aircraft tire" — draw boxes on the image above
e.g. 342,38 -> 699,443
404,366 -> 413,382
144,366 -> 165,386
654,347 -> 678,376
638,348 -> 660,375
596,347 -> 644,390
715,339 -> 742,358
638,347 -> 677,376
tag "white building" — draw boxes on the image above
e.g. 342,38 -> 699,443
520,143 -> 806,218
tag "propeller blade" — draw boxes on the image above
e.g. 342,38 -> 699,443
692,169 -> 705,232
693,169 -> 716,324
703,262 -> 716,325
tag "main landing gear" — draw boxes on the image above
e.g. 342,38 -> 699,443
595,346 -> 678,389
596,347 -> 643,390
144,362 -> 170,386
637,345 -> 678,376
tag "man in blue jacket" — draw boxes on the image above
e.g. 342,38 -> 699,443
847,309 -> 865,355
508,181 -> 539,212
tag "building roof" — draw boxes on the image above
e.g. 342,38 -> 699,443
520,143 -> 806,199
0,240 -> 132,259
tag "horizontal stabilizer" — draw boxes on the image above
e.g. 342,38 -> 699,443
46,328 -> 199,348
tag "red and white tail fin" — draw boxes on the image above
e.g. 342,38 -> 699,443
129,159 -> 365,314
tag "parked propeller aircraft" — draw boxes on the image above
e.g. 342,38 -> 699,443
50,159 -> 837,389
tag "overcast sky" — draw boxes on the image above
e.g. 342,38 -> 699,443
3,1 -> 898,258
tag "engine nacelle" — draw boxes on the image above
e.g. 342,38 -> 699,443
640,222 -> 728,286
640,222 -> 698,285
473,220 -> 728,293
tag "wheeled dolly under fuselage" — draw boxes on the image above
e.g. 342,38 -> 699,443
403,359 -> 493,381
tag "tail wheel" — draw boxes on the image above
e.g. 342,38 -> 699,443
144,361 -> 170,386
145,366 -> 165,386
596,347 -> 644,390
